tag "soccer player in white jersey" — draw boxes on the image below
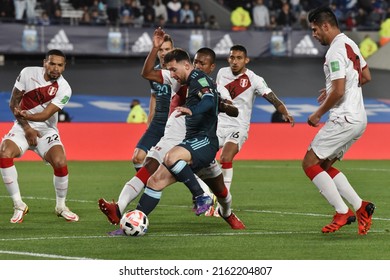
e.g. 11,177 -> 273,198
0,49 -> 79,223
99,28 -> 244,230
209,45 -> 294,215
303,6 -> 375,235
99,29 -> 214,221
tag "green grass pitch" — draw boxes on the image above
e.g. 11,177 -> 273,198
0,160 -> 389,260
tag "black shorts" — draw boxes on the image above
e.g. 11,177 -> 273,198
136,123 -> 165,152
178,136 -> 219,173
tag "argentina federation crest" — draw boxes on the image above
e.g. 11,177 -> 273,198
107,30 -> 123,53
22,27 -> 38,52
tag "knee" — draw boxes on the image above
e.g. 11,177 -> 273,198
301,160 -> 309,171
132,155 -> 145,165
163,151 -> 179,167
220,153 -> 233,164
0,141 -> 20,158
302,150 -> 318,171
132,149 -> 146,165
50,156 -> 67,169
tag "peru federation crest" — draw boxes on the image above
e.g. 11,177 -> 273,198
47,86 -> 58,96
240,78 -> 249,88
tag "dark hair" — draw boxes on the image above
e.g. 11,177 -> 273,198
164,48 -> 191,65
196,47 -> 216,64
307,6 -> 339,28
46,49 -> 66,60
163,34 -> 174,47
230,45 -> 247,56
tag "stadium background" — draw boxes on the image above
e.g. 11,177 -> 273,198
0,0 -> 389,161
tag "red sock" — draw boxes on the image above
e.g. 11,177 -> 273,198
221,162 -> 232,169
0,158 -> 14,168
136,167 -> 151,185
304,164 -> 323,181
54,166 -> 68,177
327,167 -> 340,179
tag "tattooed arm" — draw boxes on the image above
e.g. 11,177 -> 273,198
10,88 -> 28,128
263,91 -> 295,127
10,87 -> 41,146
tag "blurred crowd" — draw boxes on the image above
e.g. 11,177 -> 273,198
0,0 -> 389,31
224,0 -> 390,31
0,0 -> 219,29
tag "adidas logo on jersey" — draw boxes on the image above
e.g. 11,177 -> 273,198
47,29 -> 74,51
131,32 -> 153,53
294,35 -> 318,55
213,34 -> 233,55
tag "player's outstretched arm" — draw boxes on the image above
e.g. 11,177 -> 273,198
140,27 -> 166,83
263,92 -> 295,126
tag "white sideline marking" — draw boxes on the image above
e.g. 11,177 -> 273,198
0,196 -> 389,221
0,250 -> 97,260
244,165 -> 390,172
0,229 -> 387,243
242,209 -> 390,221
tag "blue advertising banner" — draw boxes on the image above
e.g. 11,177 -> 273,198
1,92 -> 390,123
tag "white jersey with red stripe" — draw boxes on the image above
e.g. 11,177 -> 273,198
216,67 -> 272,131
324,33 -> 367,123
14,66 -> 71,131
160,69 -> 181,100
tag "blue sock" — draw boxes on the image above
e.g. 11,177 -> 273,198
167,160 -> 204,197
136,187 -> 162,215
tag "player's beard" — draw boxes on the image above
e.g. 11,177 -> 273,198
231,66 -> 242,76
48,71 -> 60,81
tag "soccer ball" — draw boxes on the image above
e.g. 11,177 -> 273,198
120,210 -> 149,237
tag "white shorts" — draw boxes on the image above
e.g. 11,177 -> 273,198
217,125 -> 248,150
2,123 -> 64,159
147,114 -> 186,163
196,159 -> 222,180
309,116 -> 366,160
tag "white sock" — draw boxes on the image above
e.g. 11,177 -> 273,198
217,191 -> 232,218
195,174 -> 213,198
312,171 -> 349,214
54,174 -> 68,209
1,165 -> 24,207
133,163 -> 143,170
117,176 -> 145,214
222,167 -> 233,191
333,172 -> 362,211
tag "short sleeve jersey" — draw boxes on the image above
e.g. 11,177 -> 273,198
216,67 -> 272,131
14,66 -> 71,131
185,69 -> 219,141
148,65 -> 175,126
159,68 -> 183,116
324,33 -> 367,123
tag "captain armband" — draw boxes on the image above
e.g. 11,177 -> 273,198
197,88 -> 213,99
